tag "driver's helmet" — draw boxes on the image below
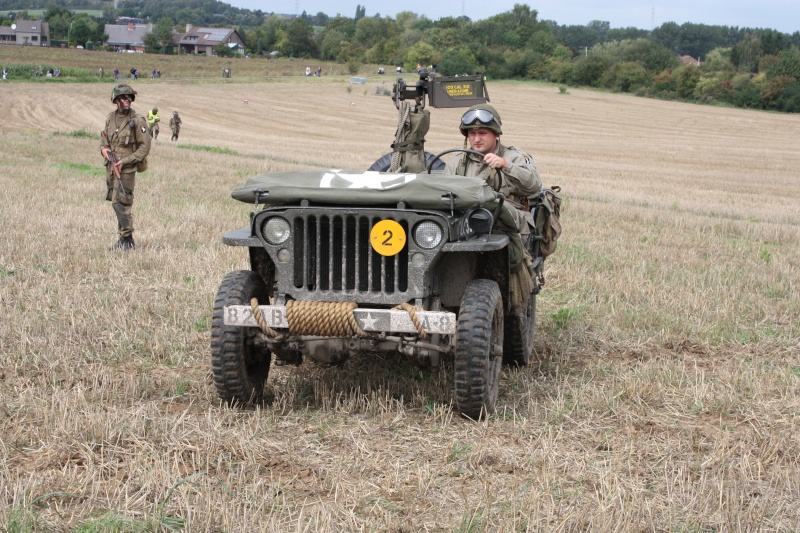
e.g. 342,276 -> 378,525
459,103 -> 502,137
111,83 -> 137,103
152,106 -> 158,113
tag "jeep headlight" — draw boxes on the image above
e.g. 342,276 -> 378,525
262,217 -> 291,245
413,221 -> 443,249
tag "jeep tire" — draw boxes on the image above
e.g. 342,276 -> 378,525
454,279 -> 504,419
211,270 -> 272,405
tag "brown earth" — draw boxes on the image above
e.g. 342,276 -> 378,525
0,77 -> 798,531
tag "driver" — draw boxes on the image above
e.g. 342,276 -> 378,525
443,104 -> 541,232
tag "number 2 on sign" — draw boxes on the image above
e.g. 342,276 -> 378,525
370,220 -> 405,256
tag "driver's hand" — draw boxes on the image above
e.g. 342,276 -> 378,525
483,153 -> 506,169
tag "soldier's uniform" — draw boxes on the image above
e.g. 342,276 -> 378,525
100,85 -> 151,250
169,112 -> 182,141
443,106 -> 541,237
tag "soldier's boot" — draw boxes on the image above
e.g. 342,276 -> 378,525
122,235 -> 136,251
109,235 -> 135,252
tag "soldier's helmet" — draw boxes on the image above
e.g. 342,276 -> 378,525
173,111 -> 178,115
111,83 -> 137,103
459,103 -> 502,137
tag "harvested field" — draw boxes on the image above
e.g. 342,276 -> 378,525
1,71 -> 799,531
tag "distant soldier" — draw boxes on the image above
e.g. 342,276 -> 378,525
169,111 -> 182,141
147,107 -> 160,140
100,84 -> 151,251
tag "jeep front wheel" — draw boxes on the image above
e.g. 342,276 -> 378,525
454,279 -> 504,419
211,270 -> 272,406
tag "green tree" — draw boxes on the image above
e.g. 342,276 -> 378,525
674,64 -> 701,98
601,61 -> 649,92
43,3 -> 71,37
731,33 -> 763,73
767,48 -> 800,80
214,42 -> 235,57
404,41 -> 437,72
69,15 -> 100,47
438,46 -> 478,76
355,4 -> 366,22
143,17 -> 175,54
354,16 -> 397,49
283,17 -> 318,58
571,48 -> 613,86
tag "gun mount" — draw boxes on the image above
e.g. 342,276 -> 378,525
392,71 -> 490,110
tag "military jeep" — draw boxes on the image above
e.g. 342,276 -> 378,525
211,74 -> 559,419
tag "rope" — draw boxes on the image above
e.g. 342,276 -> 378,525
250,298 -> 282,338
250,298 -> 429,340
389,101 -> 412,172
393,303 -> 428,340
285,300 -> 366,337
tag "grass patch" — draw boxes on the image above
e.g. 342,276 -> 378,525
178,143 -> 240,155
57,162 -> 105,175
53,129 -> 97,139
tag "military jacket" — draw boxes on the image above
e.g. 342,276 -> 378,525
443,142 -> 541,204
444,142 -> 541,235
101,108 -> 151,170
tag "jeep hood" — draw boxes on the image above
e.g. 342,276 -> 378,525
231,170 -> 498,210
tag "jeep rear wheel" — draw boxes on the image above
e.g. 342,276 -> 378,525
503,293 -> 536,366
211,270 -> 272,406
454,279 -> 504,419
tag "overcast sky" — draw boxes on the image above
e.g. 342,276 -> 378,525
229,1 -> 799,34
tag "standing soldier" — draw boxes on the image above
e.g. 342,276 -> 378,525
147,106 -> 160,140
100,84 -> 151,251
169,111 -> 182,141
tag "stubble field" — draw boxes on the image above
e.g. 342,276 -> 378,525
1,61 -> 799,531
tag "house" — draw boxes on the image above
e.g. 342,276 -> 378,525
104,23 -> 154,52
680,55 -> 703,67
0,20 -> 50,46
176,24 -> 245,55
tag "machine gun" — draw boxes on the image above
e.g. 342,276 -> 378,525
391,71 -> 489,110
381,71 -> 490,173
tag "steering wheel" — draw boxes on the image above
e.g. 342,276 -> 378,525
427,148 -> 506,225
426,148 -> 485,174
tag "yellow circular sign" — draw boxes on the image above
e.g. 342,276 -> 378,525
370,220 -> 406,256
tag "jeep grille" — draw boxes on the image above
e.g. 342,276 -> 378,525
257,208 -> 446,305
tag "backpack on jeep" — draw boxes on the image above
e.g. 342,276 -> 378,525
531,186 -> 562,257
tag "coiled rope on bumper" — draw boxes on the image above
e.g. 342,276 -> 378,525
392,302 -> 428,340
249,299 -> 429,340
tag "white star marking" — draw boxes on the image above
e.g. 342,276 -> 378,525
319,171 -> 416,190
360,313 -> 378,330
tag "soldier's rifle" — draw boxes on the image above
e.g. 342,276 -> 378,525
100,131 -> 128,199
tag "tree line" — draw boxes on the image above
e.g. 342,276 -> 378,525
2,1 -> 799,112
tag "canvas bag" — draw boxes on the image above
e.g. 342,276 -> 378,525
533,186 -> 562,256
390,108 -> 430,173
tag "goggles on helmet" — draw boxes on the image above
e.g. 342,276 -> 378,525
461,108 -> 496,127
